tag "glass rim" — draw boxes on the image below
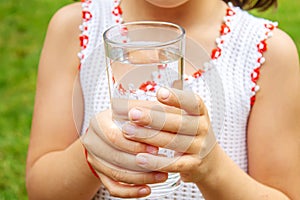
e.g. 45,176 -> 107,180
103,21 -> 186,48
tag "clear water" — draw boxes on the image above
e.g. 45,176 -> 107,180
106,48 -> 183,197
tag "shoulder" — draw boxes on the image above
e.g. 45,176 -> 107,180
47,2 -> 82,38
265,28 -> 299,70
40,2 -> 83,71
262,28 -> 299,85
237,9 -> 300,87
254,27 -> 300,114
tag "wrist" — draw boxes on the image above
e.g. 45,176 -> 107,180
69,139 -> 101,183
83,146 -> 100,179
194,143 -> 226,186
194,143 -> 248,199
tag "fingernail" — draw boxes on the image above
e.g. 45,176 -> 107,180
155,173 -> 167,181
158,87 -> 170,100
146,146 -> 158,154
139,187 -> 149,195
136,154 -> 148,166
129,108 -> 142,121
122,124 -> 136,136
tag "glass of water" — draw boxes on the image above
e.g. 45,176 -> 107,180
103,21 -> 185,198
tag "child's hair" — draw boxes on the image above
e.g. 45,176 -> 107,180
225,0 -> 277,10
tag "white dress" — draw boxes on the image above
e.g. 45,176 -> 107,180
78,0 -> 277,199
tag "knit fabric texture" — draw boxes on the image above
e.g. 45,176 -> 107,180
78,0 -> 277,199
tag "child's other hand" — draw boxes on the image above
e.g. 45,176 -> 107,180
81,110 -> 167,198
122,87 -> 217,183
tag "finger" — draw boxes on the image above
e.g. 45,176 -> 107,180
89,110 -> 158,154
88,153 -> 168,185
123,123 -> 204,154
98,173 -> 151,198
127,107 -> 209,136
112,98 -> 182,119
157,87 -> 207,116
135,130 -> 217,172
83,127 -> 150,172
135,153 -> 202,173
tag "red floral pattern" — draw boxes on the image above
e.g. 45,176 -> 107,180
112,5 -> 122,16
250,22 -> 278,107
226,8 -> 236,16
139,81 -> 157,92
257,40 -> 267,53
192,69 -> 205,78
78,0 -> 93,61
211,7 -> 235,60
158,64 -> 167,70
82,10 -> 92,21
211,47 -> 222,60
79,34 -> 89,49
78,1 -> 278,108
112,0 -> 123,24
220,23 -> 231,35
118,83 -> 126,95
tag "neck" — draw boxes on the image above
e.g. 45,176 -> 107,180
121,0 -> 228,28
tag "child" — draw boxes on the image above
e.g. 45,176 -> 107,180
26,0 -> 300,199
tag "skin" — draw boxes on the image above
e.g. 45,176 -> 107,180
26,0 -> 300,199
144,0 -> 189,8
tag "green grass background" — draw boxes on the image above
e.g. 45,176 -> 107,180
0,0 -> 299,199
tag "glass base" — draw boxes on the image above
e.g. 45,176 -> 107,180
120,173 -> 181,200
142,173 -> 182,199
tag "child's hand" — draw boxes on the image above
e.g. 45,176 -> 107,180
122,87 -> 217,183
81,110 -> 167,198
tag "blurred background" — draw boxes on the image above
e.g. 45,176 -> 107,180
0,0 -> 299,199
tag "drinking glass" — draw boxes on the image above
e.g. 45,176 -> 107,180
103,21 -> 185,199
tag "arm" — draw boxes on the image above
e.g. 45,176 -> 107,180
26,3 -> 166,199
123,29 -> 300,199
197,28 -> 300,200
26,3 -> 101,200
247,28 -> 300,199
